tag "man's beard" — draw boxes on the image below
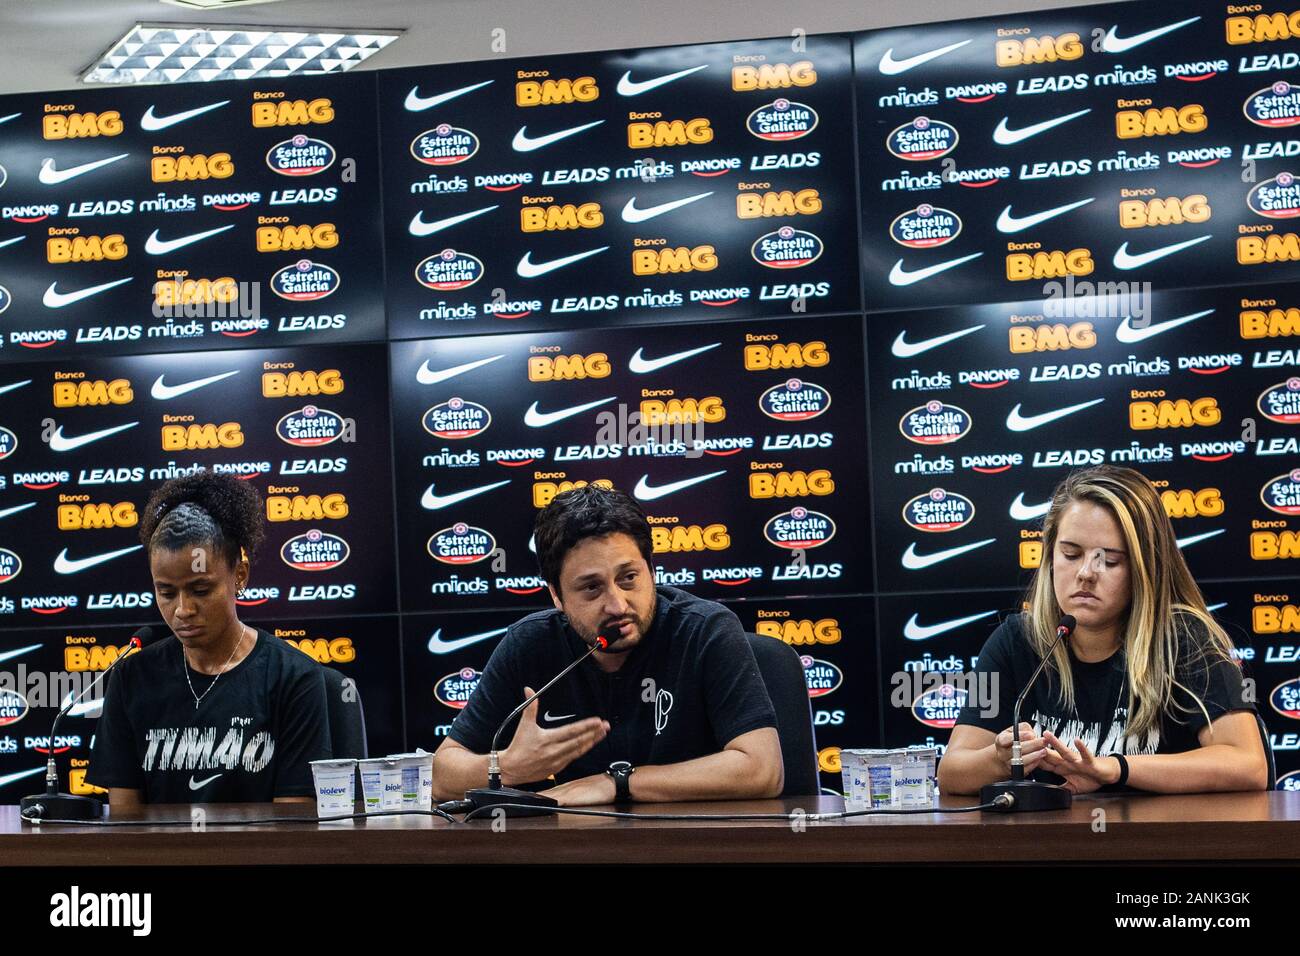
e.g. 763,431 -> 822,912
576,608 -> 651,652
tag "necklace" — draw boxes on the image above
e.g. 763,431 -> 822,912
183,625 -> 249,710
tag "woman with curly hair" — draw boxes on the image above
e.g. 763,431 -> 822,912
87,470 -> 331,806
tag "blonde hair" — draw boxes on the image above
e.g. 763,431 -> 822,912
1022,464 -> 1238,742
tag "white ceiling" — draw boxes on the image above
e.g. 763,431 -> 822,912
0,0 -> 1124,96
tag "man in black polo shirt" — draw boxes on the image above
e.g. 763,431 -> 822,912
430,485 -> 783,806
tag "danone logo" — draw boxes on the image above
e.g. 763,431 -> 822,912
422,397 -> 491,439
410,125 -> 480,166
890,204 -> 962,248
276,405 -> 346,446
0,688 -> 29,726
751,226 -> 822,268
746,99 -> 818,141
899,401 -> 972,445
1258,378 -> 1300,424
801,655 -> 842,697
902,487 -> 975,533
763,506 -> 835,549
435,667 -> 482,709
0,284 -> 9,315
1270,677 -> 1300,719
427,523 -> 496,564
1247,172 -> 1300,218
416,249 -> 483,291
886,116 -> 959,162
1261,470 -> 1300,516
271,259 -> 340,301
0,547 -> 21,583
0,426 -> 16,460
266,135 -> 336,176
280,529 -> 350,571
759,378 -> 831,421
912,683 -> 966,728
1244,81 -> 1300,128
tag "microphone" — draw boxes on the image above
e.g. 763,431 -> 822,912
980,614 -> 1076,813
20,626 -> 149,822
464,628 -> 615,817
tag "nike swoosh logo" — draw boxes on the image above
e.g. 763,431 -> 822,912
524,397 -> 616,427
1176,529 -> 1225,549
621,192 -> 712,223
891,325 -> 984,358
517,246 -> 609,278
543,711 -> 576,722
189,773 -> 222,791
0,644 -> 42,666
628,342 -> 720,373
47,421 -> 139,452
54,545 -> 143,575
1006,398 -> 1105,432
420,479 -> 511,510
993,108 -> 1091,146
38,153 -> 129,185
889,252 -> 983,286
151,370 -> 240,400
140,100 -> 229,131
0,502 -> 36,520
1101,16 -> 1200,53
0,113 -> 19,126
0,236 -> 25,252
426,626 -> 508,654
996,198 -> 1095,234
59,692 -> 102,718
416,354 -> 505,385
512,121 -> 604,152
1113,235 -> 1211,270
1207,602 -> 1227,613
145,224 -> 234,255
404,80 -> 494,112
633,470 -> 727,501
43,277 -> 133,308
617,65 -> 709,95
1115,308 -> 1213,344
0,378 -> 32,397
1009,493 -> 1051,521
879,39 -> 972,75
904,610 -> 996,641
408,205 -> 498,237
901,538 -> 995,570
0,768 -> 45,788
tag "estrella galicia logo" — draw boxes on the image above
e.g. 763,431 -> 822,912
1261,470 -> 1300,516
886,116 -> 958,162
416,249 -> 484,291
746,99 -> 818,141
890,204 -> 962,248
801,656 -> 842,697
751,226 -> 822,269
1270,677 -> 1300,719
899,401 -> 972,445
1247,172 -> 1300,218
912,683 -> 966,728
276,405 -> 346,447
266,135 -> 336,176
435,667 -> 482,709
1258,378 -> 1300,424
427,523 -> 496,564
280,529 -> 350,571
0,547 -> 21,583
0,687 -> 29,726
902,488 -> 976,533
0,284 -> 10,315
763,506 -> 836,549
271,259 -> 340,301
1244,81 -> 1300,128
1279,769 -> 1300,791
410,125 -> 480,166
0,426 -> 16,460
759,379 -> 831,421
422,397 -> 491,439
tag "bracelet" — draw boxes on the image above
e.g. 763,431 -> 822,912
1113,752 -> 1129,787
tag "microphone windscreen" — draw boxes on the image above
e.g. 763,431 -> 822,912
131,625 -> 156,646
1057,614 -> 1077,635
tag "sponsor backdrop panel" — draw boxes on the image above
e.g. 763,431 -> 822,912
380,35 -> 859,337
856,0 -> 1300,310
0,72 -> 384,357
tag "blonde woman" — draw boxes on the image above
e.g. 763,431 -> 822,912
939,465 -> 1269,795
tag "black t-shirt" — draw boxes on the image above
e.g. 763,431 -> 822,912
449,585 -> 778,785
956,612 -> 1254,785
87,628 -> 333,802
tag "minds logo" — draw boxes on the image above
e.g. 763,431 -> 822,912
0,425 -> 17,460
890,204 -> 962,248
899,401 -> 972,445
1258,378 -> 1300,424
746,99 -> 818,141
280,529 -> 350,571
1262,470 -> 1300,516
912,683 -> 966,728
0,688 -> 29,726
763,506 -> 835,549
751,226 -> 822,269
1244,81 -> 1300,128
427,523 -> 496,564
0,547 -> 20,583
411,125 -> 480,166
759,379 -> 831,421
902,487 -> 975,533
802,656 -> 842,697
1248,172 -> 1300,218
423,398 -> 491,439
266,135 -> 336,176
1270,677 -> 1300,719
276,405 -> 346,447
416,249 -> 484,291
435,667 -> 482,709
271,259 -> 340,301
886,116 -> 959,161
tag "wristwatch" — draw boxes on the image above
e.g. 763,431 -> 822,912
606,760 -> 635,804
